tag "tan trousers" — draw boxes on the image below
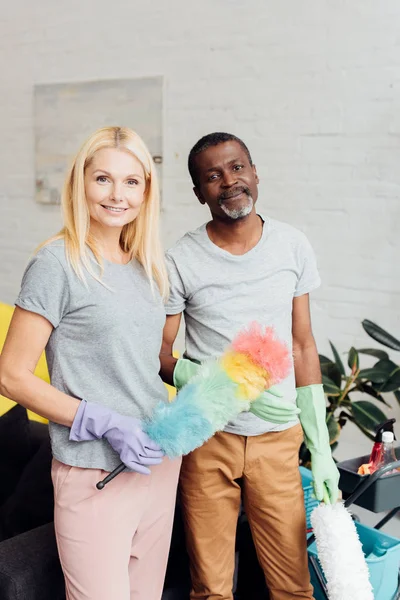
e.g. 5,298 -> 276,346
179,424 -> 314,600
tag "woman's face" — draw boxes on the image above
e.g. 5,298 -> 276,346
84,147 -> 146,230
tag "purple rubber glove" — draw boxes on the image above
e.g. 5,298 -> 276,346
69,399 -> 164,474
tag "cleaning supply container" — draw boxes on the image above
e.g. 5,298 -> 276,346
338,445 -> 400,512
301,456 -> 400,600
300,466 -> 319,531
307,522 -> 400,600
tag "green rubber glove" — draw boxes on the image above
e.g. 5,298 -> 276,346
296,384 -> 340,504
250,388 -> 301,424
173,358 -> 200,391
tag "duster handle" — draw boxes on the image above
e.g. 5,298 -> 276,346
96,463 -> 125,490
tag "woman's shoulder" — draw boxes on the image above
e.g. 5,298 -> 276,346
23,238 -> 70,281
35,237 -> 68,265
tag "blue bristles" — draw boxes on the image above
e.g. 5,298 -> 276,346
144,361 -> 253,457
144,394 -> 214,457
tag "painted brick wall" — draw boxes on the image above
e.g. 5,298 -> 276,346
0,0 -> 399,361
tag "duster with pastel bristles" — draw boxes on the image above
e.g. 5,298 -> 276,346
145,322 -> 291,456
97,323 -> 291,488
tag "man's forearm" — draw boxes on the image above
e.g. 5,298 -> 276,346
293,339 -> 322,388
159,353 -> 178,387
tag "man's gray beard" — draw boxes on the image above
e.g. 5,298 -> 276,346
220,195 -> 254,220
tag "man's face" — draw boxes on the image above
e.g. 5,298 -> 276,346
193,141 -> 259,220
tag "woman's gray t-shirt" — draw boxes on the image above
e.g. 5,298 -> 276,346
16,240 -> 168,472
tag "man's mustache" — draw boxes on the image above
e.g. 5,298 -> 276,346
218,186 -> 251,204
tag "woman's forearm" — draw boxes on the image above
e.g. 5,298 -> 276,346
0,366 -> 80,427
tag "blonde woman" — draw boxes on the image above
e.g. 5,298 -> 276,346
0,127 -> 181,600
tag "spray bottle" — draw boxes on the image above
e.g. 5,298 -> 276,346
368,419 -> 396,474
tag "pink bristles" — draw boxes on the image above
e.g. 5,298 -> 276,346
231,322 -> 291,384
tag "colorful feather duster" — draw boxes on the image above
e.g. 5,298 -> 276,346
145,322 -> 291,457
97,323 -> 290,488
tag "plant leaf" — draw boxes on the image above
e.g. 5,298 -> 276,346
337,410 -> 351,428
340,396 -> 352,408
358,368 -> 389,384
356,382 -> 391,407
321,361 -> 342,388
350,400 -> 387,432
330,441 -> 339,455
357,348 -> 389,360
374,359 -> 398,373
322,375 -> 341,396
348,347 -> 359,372
362,320 -> 400,351
379,367 -> 400,393
394,391 -> 400,406
319,354 -> 334,365
326,413 -> 341,445
329,341 -> 346,376
352,420 -> 377,442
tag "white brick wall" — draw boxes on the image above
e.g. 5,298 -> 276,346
1,0 -> 399,356
1,0 -> 400,529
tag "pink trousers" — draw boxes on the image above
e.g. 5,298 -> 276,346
51,456 -> 181,600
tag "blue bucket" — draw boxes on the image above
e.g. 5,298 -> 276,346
308,521 -> 400,600
299,466 -> 319,530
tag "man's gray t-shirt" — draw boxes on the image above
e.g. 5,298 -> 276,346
16,240 -> 168,471
165,215 -> 321,436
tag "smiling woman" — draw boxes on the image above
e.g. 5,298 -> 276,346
39,126 -> 169,293
0,126 -> 180,600
85,148 -> 147,240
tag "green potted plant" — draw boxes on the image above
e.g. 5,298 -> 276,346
300,320 -> 400,466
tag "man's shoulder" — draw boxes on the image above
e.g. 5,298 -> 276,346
266,217 -> 310,247
166,222 -> 208,262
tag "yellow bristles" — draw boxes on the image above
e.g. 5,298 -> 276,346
220,351 -> 269,401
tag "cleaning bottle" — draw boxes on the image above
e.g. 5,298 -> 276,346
376,431 -> 400,476
368,419 -> 396,474
358,418 -> 396,475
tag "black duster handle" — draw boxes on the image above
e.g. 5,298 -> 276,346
96,462 -> 125,490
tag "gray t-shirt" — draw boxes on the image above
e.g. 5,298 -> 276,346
16,240 -> 168,471
165,215 -> 321,436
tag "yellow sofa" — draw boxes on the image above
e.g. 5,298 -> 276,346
0,302 -> 176,422
0,302 -> 49,423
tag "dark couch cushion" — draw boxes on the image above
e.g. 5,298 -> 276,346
0,522 -> 65,600
0,405 -> 33,505
0,436 -> 54,540
163,498 -> 190,594
29,420 -> 51,453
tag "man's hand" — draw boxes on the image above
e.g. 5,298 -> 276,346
296,384 -> 340,504
250,388 -> 301,424
173,358 -> 201,391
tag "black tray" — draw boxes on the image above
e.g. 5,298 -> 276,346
337,447 -> 400,512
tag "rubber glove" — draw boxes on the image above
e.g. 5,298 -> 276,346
296,384 -> 340,504
69,399 -> 164,474
249,388 -> 301,424
173,358 -> 200,391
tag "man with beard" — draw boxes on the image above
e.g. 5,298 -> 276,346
160,132 -> 339,600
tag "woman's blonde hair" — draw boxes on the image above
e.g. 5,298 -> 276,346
40,126 -> 169,299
